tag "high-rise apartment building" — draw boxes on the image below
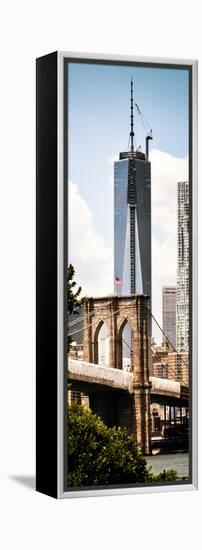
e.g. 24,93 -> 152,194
176,181 -> 189,352
114,81 -> 152,306
162,286 -> 177,350
152,345 -> 168,379
167,351 -> 189,386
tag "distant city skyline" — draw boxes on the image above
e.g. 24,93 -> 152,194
68,62 -> 189,341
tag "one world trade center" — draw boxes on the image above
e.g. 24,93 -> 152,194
114,80 -> 152,306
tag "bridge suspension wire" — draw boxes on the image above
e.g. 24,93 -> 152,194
68,299 -> 138,329
122,336 -> 134,358
69,301 -> 188,375
69,300 -> 180,354
144,305 -> 189,371
114,306 -> 186,380
68,301 -> 138,338
68,300 -> 113,328
149,342 -> 179,381
121,330 -> 178,380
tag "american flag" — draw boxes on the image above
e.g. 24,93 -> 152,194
115,276 -> 123,286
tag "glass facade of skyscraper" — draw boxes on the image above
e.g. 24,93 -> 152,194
114,159 -> 131,295
114,79 -> 152,362
114,153 -> 151,303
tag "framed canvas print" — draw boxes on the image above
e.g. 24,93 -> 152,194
36,51 -> 198,498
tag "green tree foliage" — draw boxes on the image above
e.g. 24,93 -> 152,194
67,264 -> 83,351
67,404 -> 150,487
67,264 -> 82,315
149,469 -> 178,482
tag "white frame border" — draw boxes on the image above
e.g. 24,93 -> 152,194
57,51 -> 198,499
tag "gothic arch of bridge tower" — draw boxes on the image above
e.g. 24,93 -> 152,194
82,294 -> 151,454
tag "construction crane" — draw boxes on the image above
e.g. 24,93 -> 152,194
135,102 -> 153,160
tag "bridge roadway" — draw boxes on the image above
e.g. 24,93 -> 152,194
68,358 -> 188,407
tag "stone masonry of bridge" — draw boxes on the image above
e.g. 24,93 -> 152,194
82,295 -> 151,454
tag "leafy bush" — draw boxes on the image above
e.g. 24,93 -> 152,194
149,468 -> 179,482
67,404 -> 180,487
67,404 -> 150,487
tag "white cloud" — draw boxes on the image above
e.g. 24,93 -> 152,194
68,182 -> 113,297
150,149 -> 188,341
69,149 -> 188,343
108,154 -> 118,165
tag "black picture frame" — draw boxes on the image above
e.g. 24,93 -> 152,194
36,51 -> 198,499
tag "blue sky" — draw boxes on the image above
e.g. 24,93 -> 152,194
68,62 -> 189,340
68,62 -> 189,248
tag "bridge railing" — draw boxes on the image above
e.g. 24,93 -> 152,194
68,357 -> 134,392
150,376 -> 181,396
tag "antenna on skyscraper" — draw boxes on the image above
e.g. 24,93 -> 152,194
130,78 -> 135,153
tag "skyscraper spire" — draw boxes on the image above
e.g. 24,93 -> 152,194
130,78 -> 134,152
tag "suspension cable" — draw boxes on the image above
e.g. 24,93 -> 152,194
149,343 -> 181,380
68,299 -> 142,328
145,305 -> 189,370
68,300 -> 189,375
121,329 -> 179,380
68,300 -> 113,327
68,301 -> 138,338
